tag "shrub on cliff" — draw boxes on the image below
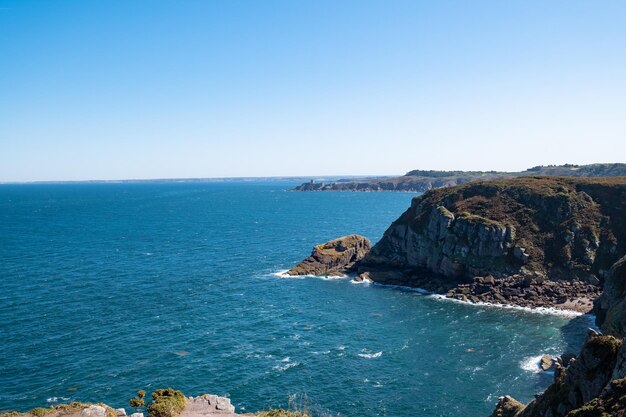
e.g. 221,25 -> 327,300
147,388 -> 186,417
129,390 -> 146,408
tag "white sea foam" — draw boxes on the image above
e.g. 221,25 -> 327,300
358,351 -> 382,359
272,357 -> 300,371
47,397 -> 69,403
428,293 -> 584,318
272,270 -> 347,280
350,278 -> 372,285
272,270 -> 298,278
367,281 -> 584,317
520,355 -> 545,373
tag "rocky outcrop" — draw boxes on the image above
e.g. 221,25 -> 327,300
539,355 -> 556,372
80,406 -> 108,417
358,177 -> 626,311
490,396 -> 526,417
180,395 -> 236,416
286,235 -> 371,276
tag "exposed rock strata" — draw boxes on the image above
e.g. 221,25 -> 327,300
286,235 -> 371,276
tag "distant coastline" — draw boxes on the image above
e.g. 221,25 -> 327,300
292,163 -> 626,192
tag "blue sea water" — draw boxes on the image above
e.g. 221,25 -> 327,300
0,182 -> 592,417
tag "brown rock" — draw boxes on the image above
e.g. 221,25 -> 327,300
490,395 -> 526,417
286,235 -> 371,276
539,354 -> 555,371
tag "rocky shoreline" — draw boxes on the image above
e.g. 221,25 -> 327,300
445,275 -> 599,313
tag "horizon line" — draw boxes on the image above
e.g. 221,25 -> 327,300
0,174 -> 397,185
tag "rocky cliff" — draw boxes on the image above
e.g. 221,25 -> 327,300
358,177 -> 626,311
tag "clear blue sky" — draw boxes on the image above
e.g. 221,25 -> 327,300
1,1 -> 625,181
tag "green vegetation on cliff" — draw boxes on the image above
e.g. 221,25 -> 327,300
147,389 -> 186,417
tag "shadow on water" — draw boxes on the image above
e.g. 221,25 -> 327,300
560,314 -> 597,355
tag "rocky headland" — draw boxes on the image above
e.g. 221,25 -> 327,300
291,176 -> 626,313
355,176 -> 626,312
293,163 -> 626,193
288,175 -> 626,416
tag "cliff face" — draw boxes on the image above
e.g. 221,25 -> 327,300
362,177 -> 626,285
594,256 -> 626,336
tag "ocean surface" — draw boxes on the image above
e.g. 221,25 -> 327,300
0,182 -> 593,417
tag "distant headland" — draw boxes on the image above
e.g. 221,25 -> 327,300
292,163 -> 626,192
